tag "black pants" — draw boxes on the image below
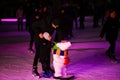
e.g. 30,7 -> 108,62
79,15 -> 85,29
29,30 -> 35,50
108,40 -> 116,54
33,41 -> 40,67
39,47 -> 51,72
33,40 -> 51,73
17,18 -> 23,31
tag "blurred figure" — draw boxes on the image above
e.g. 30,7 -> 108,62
78,0 -> 87,29
73,4 -> 79,29
24,1 -> 39,53
58,1 -> 74,39
99,9 -> 120,63
92,0 -> 107,28
0,6 -> 2,25
24,2 -> 33,31
16,5 -> 24,31
27,3 -> 38,53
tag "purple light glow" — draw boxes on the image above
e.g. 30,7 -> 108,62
1,18 -> 26,22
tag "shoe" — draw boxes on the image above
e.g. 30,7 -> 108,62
49,68 -> 55,73
111,59 -> 118,63
53,75 -> 75,79
32,69 -> 40,77
28,48 -> 35,54
106,53 -> 118,63
43,72 -> 51,78
105,51 -> 111,58
48,71 -> 54,77
53,76 -> 62,79
110,55 -> 118,63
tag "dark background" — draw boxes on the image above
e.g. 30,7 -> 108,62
0,0 -> 120,18
0,0 -> 25,18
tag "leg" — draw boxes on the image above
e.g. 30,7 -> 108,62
53,55 -> 64,78
18,18 -> 20,31
28,30 -> 35,53
32,42 -> 40,76
74,17 -> 78,29
93,15 -> 99,28
109,41 -> 117,61
20,18 -> 23,31
80,15 -> 85,29
39,48 -> 53,78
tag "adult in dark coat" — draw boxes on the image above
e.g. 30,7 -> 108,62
32,5 -> 64,78
99,9 -> 120,62
31,5 -> 54,77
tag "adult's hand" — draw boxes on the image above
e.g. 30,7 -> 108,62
39,33 -> 43,38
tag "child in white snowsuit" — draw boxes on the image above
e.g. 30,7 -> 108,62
52,40 -> 74,79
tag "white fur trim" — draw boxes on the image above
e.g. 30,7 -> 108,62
56,42 -> 71,51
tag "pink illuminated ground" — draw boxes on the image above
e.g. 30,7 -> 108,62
0,17 -> 120,80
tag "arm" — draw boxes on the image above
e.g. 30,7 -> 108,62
99,20 -> 108,39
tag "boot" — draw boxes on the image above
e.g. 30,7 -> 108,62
28,48 -> 35,54
105,50 -> 111,58
110,54 -> 118,63
32,67 -> 39,76
49,68 -> 55,73
43,71 -> 52,78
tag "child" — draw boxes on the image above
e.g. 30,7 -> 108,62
36,32 -> 54,78
52,40 -> 74,79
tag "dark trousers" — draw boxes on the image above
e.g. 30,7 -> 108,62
29,30 -> 34,50
33,41 -> 40,67
108,40 -> 116,54
93,15 -> 99,28
80,15 -> 85,29
17,18 -> 23,31
33,40 -> 51,72
106,40 -> 117,60
40,47 -> 51,72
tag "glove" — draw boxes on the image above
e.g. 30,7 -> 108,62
64,57 -> 70,65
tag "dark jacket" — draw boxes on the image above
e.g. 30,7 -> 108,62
99,16 -> 119,41
31,13 -> 52,43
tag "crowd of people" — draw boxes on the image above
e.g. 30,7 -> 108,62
15,0 -> 120,79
